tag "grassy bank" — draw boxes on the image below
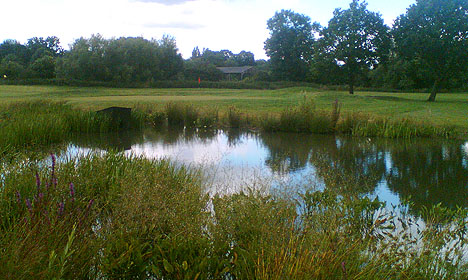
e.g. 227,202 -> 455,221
0,85 -> 467,131
0,100 -> 460,155
0,102 -> 145,151
0,153 -> 466,279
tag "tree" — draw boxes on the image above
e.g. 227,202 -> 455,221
316,0 -> 390,94
264,10 -> 315,81
393,0 -> 468,101
30,55 -> 56,79
0,39 -> 29,65
27,36 -> 64,62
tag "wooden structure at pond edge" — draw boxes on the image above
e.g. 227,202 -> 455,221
216,66 -> 253,80
97,107 -> 132,129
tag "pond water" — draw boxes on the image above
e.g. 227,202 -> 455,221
63,127 -> 468,216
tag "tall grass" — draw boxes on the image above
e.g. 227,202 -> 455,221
260,96 -> 336,134
337,113 -> 457,139
0,153 -> 466,279
0,101 -> 144,150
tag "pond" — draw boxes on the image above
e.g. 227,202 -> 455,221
64,127 -> 468,216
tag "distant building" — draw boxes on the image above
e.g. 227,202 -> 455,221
216,66 -> 254,80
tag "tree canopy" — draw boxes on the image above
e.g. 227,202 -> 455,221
264,9 -> 316,81
393,0 -> 468,101
56,35 -> 183,84
1,0 -> 468,96
316,0 -> 391,94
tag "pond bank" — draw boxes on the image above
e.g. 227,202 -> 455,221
1,153 -> 466,279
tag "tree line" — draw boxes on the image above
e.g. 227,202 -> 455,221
266,0 -> 468,101
0,34 -> 262,85
1,0 -> 467,101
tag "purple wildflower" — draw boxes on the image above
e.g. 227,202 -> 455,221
25,199 -> 32,211
35,171 -> 41,189
15,191 -> 21,204
43,210 -> 51,226
58,201 -> 65,216
69,183 -> 75,197
38,193 -> 44,200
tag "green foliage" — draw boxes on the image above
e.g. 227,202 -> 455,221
337,113 -> 457,139
227,106 -> 242,128
316,0 -> 391,94
261,96 -> 336,134
0,152 -> 466,279
0,156 -> 97,279
265,9 -> 316,81
190,48 -> 256,67
0,101 -> 143,150
393,0 -> 468,101
56,34 -> 184,84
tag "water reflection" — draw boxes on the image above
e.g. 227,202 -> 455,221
65,128 -> 468,216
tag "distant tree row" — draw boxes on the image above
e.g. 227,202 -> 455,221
184,48 -> 258,81
0,35 -> 262,84
1,0 -> 467,101
0,36 -> 63,79
265,0 -> 468,101
56,34 -> 183,84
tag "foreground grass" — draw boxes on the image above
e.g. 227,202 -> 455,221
0,85 -> 467,131
0,153 -> 466,279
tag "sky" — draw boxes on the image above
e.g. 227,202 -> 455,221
0,0 -> 416,60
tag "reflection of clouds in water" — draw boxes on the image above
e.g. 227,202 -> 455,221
373,181 -> 401,207
463,142 -> 468,168
58,130 -> 468,213
130,133 -> 229,164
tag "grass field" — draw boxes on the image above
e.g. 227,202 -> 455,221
1,84 -> 467,130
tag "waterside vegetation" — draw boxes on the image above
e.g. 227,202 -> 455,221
0,89 -> 463,155
0,153 -> 466,279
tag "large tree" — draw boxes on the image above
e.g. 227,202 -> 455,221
316,0 -> 390,94
393,0 -> 468,101
264,10 -> 315,81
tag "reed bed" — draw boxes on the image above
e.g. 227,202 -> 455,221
0,101 -> 145,150
0,101 -> 460,156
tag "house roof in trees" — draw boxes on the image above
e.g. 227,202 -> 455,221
216,66 -> 253,74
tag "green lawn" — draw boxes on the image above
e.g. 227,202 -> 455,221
1,85 -> 467,129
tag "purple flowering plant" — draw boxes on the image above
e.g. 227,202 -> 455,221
13,154 -> 95,231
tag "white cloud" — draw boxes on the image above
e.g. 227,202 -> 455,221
132,0 -> 196,4
0,0 -> 415,60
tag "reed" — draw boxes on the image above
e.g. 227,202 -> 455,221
260,96 -> 336,134
0,153 -> 466,279
0,101 -> 145,150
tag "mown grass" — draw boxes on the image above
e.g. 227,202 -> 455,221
1,85 -> 467,132
0,153 -> 466,279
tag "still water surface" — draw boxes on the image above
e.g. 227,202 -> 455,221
64,128 -> 468,216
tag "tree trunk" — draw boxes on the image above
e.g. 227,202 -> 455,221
427,78 -> 440,102
349,72 -> 355,95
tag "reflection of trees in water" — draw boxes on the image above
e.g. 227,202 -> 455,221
71,128 -> 468,215
307,137 -> 387,195
144,127 -> 220,146
226,129 -> 243,147
258,132 -> 319,174
259,132 -> 468,215
385,140 -> 468,213
70,130 -> 145,151
259,133 -> 387,194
